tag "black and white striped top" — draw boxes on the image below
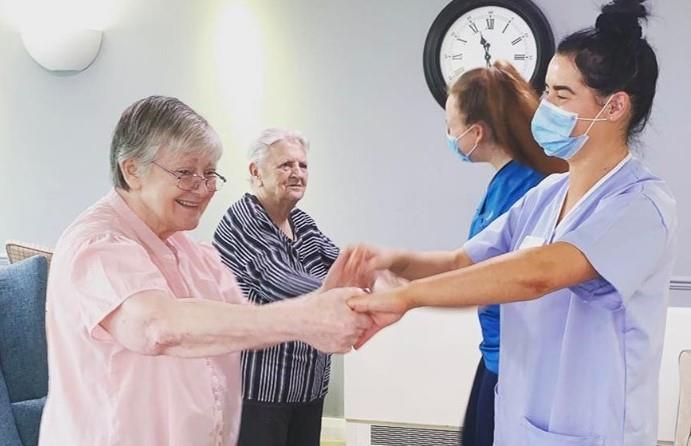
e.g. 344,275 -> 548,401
212,193 -> 339,403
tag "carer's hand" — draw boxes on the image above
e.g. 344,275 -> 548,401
347,289 -> 411,349
298,287 -> 373,353
322,246 -> 377,291
345,243 -> 400,272
373,269 -> 409,292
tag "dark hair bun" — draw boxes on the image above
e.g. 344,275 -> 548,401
596,0 -> 647,40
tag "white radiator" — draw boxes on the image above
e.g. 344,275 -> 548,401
346,421 -> 460,446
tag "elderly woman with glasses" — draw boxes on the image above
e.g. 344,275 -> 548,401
38,97 -> 371,446
212,129 -> 342,446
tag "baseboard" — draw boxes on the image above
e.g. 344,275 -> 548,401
321,417 -> 346,442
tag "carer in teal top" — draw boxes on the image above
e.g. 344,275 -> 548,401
469,160 -> 545,376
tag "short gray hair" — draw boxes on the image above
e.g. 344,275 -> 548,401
110,96 -> 223,190
248,128 -> 309,167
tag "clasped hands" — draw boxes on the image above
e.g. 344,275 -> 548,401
317,245 -> 411,351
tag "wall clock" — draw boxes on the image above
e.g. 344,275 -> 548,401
423,0 -> 554,108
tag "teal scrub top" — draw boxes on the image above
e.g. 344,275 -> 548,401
469,160 -> 545,375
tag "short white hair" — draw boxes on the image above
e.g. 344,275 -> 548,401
248,128 -> 309,166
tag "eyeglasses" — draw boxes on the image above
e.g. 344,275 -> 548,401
152,161 -> 227,192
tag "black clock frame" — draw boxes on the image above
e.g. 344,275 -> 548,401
423,0 -> 555,108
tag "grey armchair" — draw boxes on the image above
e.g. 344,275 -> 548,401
676,349 -> 691,446
0,256 -> 49,446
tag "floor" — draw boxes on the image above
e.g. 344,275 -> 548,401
321,439 -> 673,445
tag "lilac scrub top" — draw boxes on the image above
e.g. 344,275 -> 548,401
463,155 -> 677,446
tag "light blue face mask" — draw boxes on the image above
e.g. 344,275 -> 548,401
531,96 -> 612,159
446,125 -> 478,162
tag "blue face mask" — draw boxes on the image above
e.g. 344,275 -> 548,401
446,125 -> 478,162
531,97 -> 612,159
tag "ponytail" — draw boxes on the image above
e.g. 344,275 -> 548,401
448,60 -> 566,175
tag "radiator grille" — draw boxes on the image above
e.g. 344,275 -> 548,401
370,424 -> 461,446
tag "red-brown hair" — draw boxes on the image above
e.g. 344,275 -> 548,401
448,60 -> 567,175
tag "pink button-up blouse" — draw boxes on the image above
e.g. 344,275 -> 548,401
39,190 -> 245,445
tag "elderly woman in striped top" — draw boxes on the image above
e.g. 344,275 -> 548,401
213,128 -> 340,446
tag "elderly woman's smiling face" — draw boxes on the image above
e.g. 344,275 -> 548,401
122,147 -> 219,239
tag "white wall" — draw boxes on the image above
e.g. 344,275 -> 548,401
0,0 -> 689,428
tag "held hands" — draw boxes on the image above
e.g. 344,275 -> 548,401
297,287 -> 373,354
373,269 -> 409,292
322,244 -> 413,349
347,286 -> 411,349
322,244 -> 400,291
321,245 -> 376,291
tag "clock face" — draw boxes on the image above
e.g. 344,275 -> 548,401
423,0 -> 554,108
439,6 -> 539,86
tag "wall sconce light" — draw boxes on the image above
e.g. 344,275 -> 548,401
21,27 -> 103,72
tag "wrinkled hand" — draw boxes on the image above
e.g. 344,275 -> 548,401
298,287 -> 373,353
347,289 -> 411,349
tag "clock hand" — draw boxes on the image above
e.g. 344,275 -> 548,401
480,33 -> 492,67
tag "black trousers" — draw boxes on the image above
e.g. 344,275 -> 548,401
237,398 -> 325,446
461,359 -> 498,446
